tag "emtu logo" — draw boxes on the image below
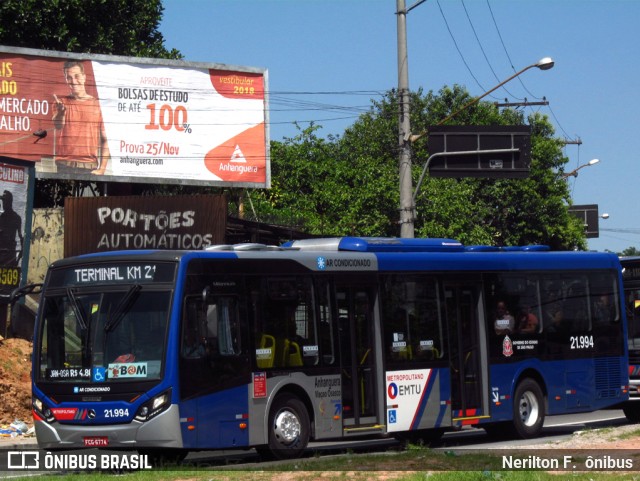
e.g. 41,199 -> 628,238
387,382 -> 398,400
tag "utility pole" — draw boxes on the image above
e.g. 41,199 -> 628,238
561,137 -> 582,146
397,0 -> 414,238
494,98 -> 549,108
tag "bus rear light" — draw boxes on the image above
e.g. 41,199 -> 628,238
555,396 -> 562,401
239,422 -> 247,430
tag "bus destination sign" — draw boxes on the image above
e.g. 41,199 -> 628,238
49,262 -> 176,287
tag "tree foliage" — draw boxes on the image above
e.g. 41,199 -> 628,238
621,247 -> 640,257
252,86 -> 586,250
0,0 -> 181,59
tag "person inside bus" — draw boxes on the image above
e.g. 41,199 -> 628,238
494,301 -> 515,335
517,305 -> 539,334
545,307 -> 566,334
594,294 -> 616,325
182,329 -> 206,359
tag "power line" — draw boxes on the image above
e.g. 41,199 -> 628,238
436,0 -> 500,99
486,0 -> 542,102
461,0 -> 522,100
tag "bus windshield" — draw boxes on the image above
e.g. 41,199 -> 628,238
37,288 -> 171,383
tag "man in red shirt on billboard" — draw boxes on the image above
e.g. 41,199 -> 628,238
52,60 -> 110,175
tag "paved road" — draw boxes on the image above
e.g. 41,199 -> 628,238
0,409 -> 631,473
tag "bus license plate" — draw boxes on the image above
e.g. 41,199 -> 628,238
83,436 -> 109,447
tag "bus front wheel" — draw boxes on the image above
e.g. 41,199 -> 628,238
512,379 -> 545,438
264,394 -> 310,460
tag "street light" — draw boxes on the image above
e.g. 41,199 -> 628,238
410,57 -> 555,143
397,50 -> 555,237
562,158 -> 600,178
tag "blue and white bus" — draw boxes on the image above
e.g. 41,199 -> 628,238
620,256 -> 640,422
31,237 -> 629,460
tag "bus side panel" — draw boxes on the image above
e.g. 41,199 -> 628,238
384,368 -> 451,432
248,372 -> 343,445
486,357 -> 626,423
178,384 -> 250,449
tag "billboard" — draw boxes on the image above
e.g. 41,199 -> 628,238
0,156 -> 34,299
0,46 -> 269,188
63,195 -> 227,257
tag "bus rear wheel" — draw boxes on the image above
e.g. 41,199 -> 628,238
623,403 -> 640,423
264,394 -> 310,460
512,378 -> 545,438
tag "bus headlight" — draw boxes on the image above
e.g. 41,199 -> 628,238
135,389 -> 171,422
32,396 -> 55,423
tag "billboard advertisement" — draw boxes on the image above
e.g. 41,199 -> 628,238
0,157 -> 34,300
63,195 -> 227,257
0,46 -> 269,188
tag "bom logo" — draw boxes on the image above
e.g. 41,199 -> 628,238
108,362 -> 147,378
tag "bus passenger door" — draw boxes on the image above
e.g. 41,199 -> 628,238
336,284 -> 379,426
444,282 -> 489,424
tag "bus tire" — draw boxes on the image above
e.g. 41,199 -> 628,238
623,403 -> 640,423
265,394 -> 310,460
512,378 -> 545,438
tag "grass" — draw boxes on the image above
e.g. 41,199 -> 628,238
10,445 -> 640,481
616,427 -> 640,441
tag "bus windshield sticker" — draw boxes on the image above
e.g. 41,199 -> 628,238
46,368 -> 92,380
107,362 -> 149,379
303,345 -> 319,356
419,340 -> 434,351
256,348 -> 272,360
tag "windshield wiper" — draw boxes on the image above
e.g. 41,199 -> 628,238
104,284 -> 142,333
66,288 -> 88,331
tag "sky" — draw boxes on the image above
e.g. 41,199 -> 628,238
160,0 -> 639,253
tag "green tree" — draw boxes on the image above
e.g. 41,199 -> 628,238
342,86 -> 586,249
0,0 -> 180,59
250,125 -> 345,233
621,247 -> 640,257
253,86 -> 586,250
0,0 -> 182,207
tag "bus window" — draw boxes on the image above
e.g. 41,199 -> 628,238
590,274 -> 620,326
540,275 -> 590,334
381,275 -> 444,363
485,274 -> 542,337
317,279 -> 336,365
182,296 -> 242,359
254,277 -> 319,368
